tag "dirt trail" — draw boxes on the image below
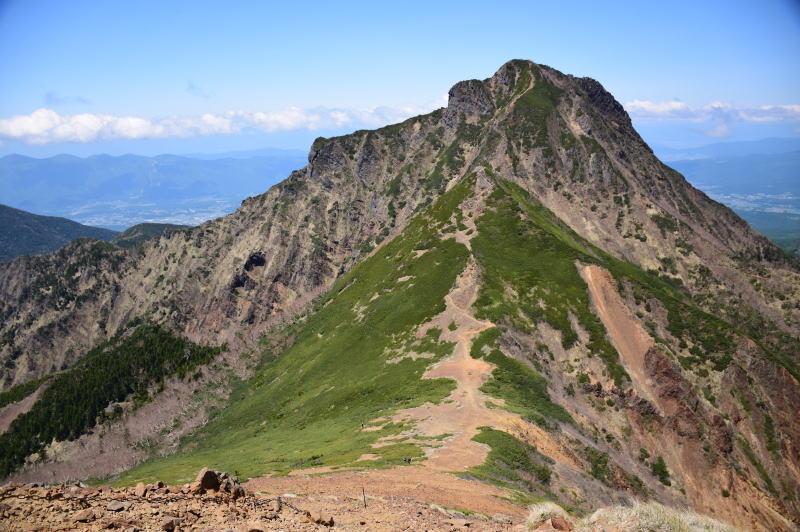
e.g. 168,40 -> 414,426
248,465 -> 526,521
578,263 -> 655,399
387,177 -> 573,470
283,177 -> 570,517
395,260 -> 500,470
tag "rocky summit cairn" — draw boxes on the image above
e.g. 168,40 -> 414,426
189,467 -> 246,499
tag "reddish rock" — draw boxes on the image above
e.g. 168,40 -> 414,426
72,508 -> 94,522
190,467 -> 220,493
305,510 -> 334,526
161,517 -> 182,531
550,515 -> 573,531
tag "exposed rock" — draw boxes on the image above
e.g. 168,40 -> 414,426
161,516 -> 182,531
445,517 -> 472,528
549,515 -> 572,531
191,467 -> 220,492
106,500 -> 128,512
305,509 -> 334,526
72,508 -> 94,522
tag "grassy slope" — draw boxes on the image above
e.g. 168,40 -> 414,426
471,177 -> 628,385
473,177 -> 796,382
116,173 -> 793,504
117,180 -> 475,484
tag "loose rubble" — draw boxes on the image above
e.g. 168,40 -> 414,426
0,468 -> 522,531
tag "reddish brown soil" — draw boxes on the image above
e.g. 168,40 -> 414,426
1,478 -> 523,531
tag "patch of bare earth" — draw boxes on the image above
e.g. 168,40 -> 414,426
578,262 -> 656,401
247,466 -> 525,526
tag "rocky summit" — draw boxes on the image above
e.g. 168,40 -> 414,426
0,60 -> 798,532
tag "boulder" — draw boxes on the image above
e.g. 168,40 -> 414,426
106,501 -> 130,512
134,482 -> 147,497
304,510 -> 334,527
550,515 -> 573,531
269,498 -> 282,513
72,508 -> 94,522
191,467 -> 220,493
161,517 -> 183,531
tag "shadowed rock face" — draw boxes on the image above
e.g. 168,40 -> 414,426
0,60 -> 798,529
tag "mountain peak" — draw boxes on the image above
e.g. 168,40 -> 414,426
1,60 -> 798,531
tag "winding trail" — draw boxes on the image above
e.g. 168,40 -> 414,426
277,176 -> 570,517
387,180 -> 574,470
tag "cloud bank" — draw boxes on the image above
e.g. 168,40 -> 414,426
3,98 -> 796,145
624,100 -> 800,123
0,101 -> 444,145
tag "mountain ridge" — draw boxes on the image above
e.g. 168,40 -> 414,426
0,59 -> 798,530
0,204 -> 118,262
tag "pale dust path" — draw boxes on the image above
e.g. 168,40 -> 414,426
579,263 -> 655,400
392,258 -> 574,471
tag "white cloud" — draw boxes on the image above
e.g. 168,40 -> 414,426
625,100 -> 690,116
0,101 -> 445,145
624,100 -> 800,123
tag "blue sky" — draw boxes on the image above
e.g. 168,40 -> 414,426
1,0 -> 799,156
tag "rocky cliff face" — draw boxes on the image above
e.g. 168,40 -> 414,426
0,60 -> 798,530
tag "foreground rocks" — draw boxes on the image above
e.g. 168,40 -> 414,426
0,469 -> 521,531
0,471 -> 317,532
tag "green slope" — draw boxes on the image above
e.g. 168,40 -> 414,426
113,172 -> 796,499
0,204 -> 118,262
118,179 -> 476,484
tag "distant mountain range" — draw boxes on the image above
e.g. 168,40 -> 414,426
654,137 -> 800,162
0,205 -> 118,262
663,140 -> 800,256
0,151 -> 307,229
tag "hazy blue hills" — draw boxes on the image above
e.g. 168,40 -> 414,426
0,204 -> 118,262
665,139 -> 800,256
654,137 -> 800,162
0,151 -> 307,229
